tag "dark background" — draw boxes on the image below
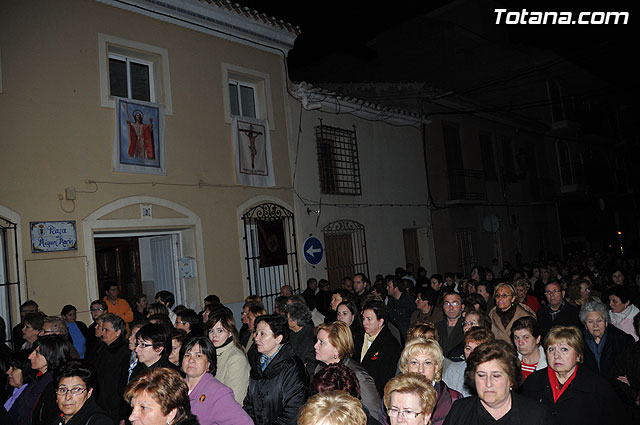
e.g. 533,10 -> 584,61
237,0 -> 637,95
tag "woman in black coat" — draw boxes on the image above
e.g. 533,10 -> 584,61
353,302 -> 402,397
609,313 -> 640,421
12,335 -> 73,425
243,314 -> 308,425
443,340 -> 545,425
89,314 -> 130,423
49,359 -> 113,425
521,325 -> 628,425
579,301 -> 634,377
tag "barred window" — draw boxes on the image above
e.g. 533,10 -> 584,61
315,122 -> 362,195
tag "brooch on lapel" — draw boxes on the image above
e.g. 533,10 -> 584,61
371,352 -> 379,361
199,395 -> 206,402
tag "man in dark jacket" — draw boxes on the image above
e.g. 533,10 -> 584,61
315,279 -> 332,317
386,276 -> 416,338
435,292 -> 465,358
536,280 -> 581,338
301,277 -> 318,309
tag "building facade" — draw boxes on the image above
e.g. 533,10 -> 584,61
0,0 -> 300,329
287,83 -> 436,286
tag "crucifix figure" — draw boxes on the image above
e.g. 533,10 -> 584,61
239,124 -> 263,169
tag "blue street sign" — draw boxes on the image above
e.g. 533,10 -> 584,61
303,236 -> 324,265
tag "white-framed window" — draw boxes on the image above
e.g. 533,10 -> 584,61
108,53 -> 155,102
221,63 -> 273,128
229,79 -> 258,118
98,33 -> 173,114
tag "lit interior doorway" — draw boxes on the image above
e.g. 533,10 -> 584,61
94,231 -> 183,307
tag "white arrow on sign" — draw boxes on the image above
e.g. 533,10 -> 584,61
306,246 -> 322,257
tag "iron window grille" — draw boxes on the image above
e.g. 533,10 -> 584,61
315,121 -> 362,196
241,203 -> 300,313
1,217 -> 21,349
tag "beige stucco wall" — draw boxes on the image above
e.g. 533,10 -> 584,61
0,0 -> 295,320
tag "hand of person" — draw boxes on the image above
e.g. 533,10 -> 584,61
617,375 -> 630,386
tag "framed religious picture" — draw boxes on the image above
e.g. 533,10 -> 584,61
113,98 -> 166,175
232,115 -> 275,187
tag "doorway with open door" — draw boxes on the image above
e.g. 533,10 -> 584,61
94,232 -> 183,308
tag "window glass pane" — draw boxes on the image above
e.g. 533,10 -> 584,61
130,61 -> 151,102
229,82 -> 239,116
108,58 -> 128,98
240,85 -> 256,118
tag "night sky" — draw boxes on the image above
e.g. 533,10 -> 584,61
236,0 -> 637,95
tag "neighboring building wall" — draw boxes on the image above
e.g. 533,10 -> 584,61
0,0 -> 297,323
425,110 -> 562,275
287,87 -> 436,287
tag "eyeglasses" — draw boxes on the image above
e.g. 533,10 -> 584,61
462,320 -> 479,327
90,307 -> 105,312
175,320 -> 188,325
56,387 -> 88,396
387,408 -> 422,419
135,342 -> 153,348
495,293 -> 513,299
545,289 -> 562,295
443,301 -> 460,307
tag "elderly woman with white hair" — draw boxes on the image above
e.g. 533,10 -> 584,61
580,300 -> 634,377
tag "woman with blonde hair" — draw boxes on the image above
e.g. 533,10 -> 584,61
488,283 -> 535,342
383,373 -> 437,425
298,391 -> 366,425
396,339 -> 460,425
314,321 -> 381,414
406,321 -> 439,342
521,325 -> 627,425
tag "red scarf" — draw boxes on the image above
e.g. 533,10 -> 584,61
548,365 -> 578,403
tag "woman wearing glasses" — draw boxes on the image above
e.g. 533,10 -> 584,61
383,373 -> 437,425
393,339 -> 460,425
443,340 -> 545,425
206,310 -> 250,404
53,359 -> 113,425
488,283 -> 535,342
131,323 -> 179,379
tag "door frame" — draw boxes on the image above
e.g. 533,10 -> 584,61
83,196 -> 206,310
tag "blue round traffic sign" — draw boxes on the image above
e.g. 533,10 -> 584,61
303,236 -> 324,265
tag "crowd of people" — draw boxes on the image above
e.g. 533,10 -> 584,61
1,251 -> 640,425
